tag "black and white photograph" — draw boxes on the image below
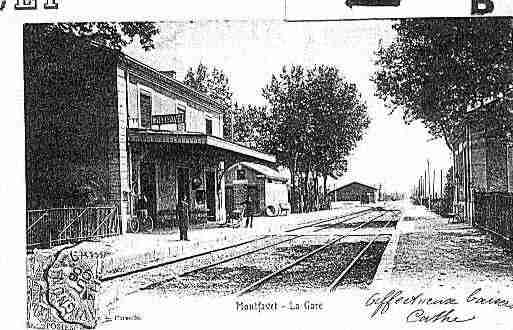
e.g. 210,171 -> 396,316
2,1 -> 513,329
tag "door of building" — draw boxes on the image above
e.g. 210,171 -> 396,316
140,162 -> 157,217
248,185 -> 259,215
177,167 -> 190,205
205,171 -> 216,221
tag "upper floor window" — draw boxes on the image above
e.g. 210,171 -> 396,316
177,103 -> 186,132
139,88 -> 152,128
206,118 -> 213,135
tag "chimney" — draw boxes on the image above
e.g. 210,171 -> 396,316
160,70 -> 177,79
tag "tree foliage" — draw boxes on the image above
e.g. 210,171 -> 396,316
183,63 -> 236,139
25,22 -> 160,51
262,65 -> 369,173
231,103 -> 268,149
262,65 -> 370,211
306,65 -> 370,178
373,18 -> 513,149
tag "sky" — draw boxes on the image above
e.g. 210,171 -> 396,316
124,19 -> 452,195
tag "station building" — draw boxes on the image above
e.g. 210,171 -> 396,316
328,182 -> 378,204
24,29 -> 276,233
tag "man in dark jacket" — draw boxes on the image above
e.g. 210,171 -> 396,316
177,196 -> 190,241
243,196 -> 255,228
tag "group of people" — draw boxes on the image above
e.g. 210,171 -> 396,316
136,194 -> 257,241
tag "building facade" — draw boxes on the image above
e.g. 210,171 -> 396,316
25,30 -> 275,232
225,162 -> 289,216
453,96 -> 513,222
328,182 -> 378,204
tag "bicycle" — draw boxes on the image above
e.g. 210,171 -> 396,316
128,210 -> 154,233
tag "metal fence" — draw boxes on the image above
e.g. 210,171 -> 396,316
473,192 -> 513,243
26,206 -> 121,250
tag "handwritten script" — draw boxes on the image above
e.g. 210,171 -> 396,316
365,288 -> 513,323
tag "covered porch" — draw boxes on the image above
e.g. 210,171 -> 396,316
124,129 -> 276,230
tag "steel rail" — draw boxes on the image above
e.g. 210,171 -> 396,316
327,211 -> 400,292
235,211 -> 390,296
284,208 -> 372,233
100,235 -> 270,282
140,235 -> 299,290
101,208 -> 374,282
138,210 -> 380,290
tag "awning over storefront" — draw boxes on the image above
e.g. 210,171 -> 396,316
127,129 -> 276,165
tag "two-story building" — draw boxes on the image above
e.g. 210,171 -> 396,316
24,28 -> 275,233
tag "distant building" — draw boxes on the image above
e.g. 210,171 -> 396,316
328,182 -> 378,204
225,162 -> 289,216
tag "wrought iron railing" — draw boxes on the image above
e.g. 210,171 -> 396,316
473,192 -> 513,243
26,206 -> 121,250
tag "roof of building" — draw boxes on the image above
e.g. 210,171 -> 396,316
120,53 -> 226,115
128,129 -> 276,164
329,181 -> 377,193
239,162 -> 287,182
66,35 -> 226,115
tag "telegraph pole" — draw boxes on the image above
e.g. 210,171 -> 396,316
440,169 -> 443,200
427,159 -> 431,209
433,169 -> 436,199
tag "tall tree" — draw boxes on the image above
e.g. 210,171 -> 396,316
262,65 -> 310,212
183,64 -> 235,139
262,65 -> 370,212
307,65 -> 369,203
373,18 -> 513,150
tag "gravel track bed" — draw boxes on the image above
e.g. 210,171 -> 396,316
103,235 -> 285,294
257,241 -> 370,294
331,240 -> 389,290
152,236 -> 390,296
153,237 -> 329,296
316,220 -> 398,230
302,212 -> 383,233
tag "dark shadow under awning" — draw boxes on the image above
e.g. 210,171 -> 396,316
127,129 -> 276,165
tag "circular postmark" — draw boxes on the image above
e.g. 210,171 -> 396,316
44,242 -> 106,329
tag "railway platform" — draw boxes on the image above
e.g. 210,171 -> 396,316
373,203 -> 513,291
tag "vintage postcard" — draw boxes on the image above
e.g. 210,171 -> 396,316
2,0 -> 513,329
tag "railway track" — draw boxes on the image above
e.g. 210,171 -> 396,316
101,207 -> 375,283
137,209 -> 397,292
235,210 -> 399,296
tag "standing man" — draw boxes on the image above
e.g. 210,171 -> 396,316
177,196 -> 190,241
243,195 -> 255,228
